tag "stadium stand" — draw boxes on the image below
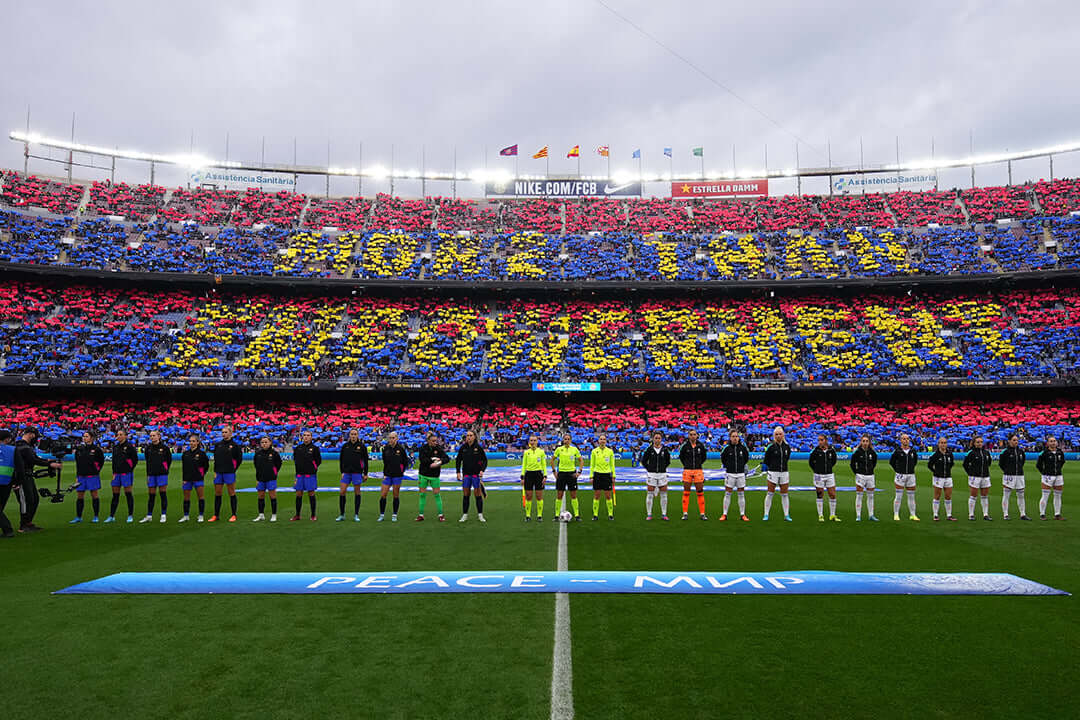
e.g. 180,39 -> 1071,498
7,175 -> 1080,283
302,196 -> 371,231
0,397 -> 1076,454
369,193 -> 432,231
961,184 -> 1035,222
0,280 -> 1077,384
158,186 -> 237,225
887,189 -> 965,226
84,180 -> 165,221
1,171 -> 83,214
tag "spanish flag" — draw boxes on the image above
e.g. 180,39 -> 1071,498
533,146 -> 549,159
597,146 -> 610,157
566,145 -> 580,158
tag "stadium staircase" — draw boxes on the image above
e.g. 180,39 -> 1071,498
74,185 -> 91,215
296,195 -> 313,228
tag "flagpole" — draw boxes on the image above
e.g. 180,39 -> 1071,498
607,150 -> 611,179
546,153 -> 549,179
577,153 -> 580,178
700,148 -> 705,180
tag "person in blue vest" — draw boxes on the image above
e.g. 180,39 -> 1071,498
0,430 -> 16,538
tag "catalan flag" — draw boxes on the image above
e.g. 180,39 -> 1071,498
596,146 -> 610,157
567,145 -> 580,158
533,146 -> 549,159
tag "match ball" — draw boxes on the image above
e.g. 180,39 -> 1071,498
560,510 -> 574,522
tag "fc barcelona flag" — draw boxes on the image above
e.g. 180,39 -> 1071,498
499,144 -> 518,156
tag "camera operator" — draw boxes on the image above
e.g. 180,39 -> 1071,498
0,430 -> 16,538
14,428 -> 62,532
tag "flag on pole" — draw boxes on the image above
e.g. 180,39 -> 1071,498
597,146 -> 610,157
533,146 -> 549,159
631,149 -> 641,159
692,147 -> 704,157
567,145 -> 580,158
499,144 -> 518,156
663,147 -> 672,158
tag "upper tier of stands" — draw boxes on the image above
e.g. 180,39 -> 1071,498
1,397 -> 1077,453
1,281 -> 1079,385
3,171 -> 1080,282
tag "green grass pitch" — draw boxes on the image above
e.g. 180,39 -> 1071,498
3,459 -> 1077,719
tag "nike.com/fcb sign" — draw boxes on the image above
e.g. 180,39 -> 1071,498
671,179 -> 769,199
485,180 -> 642,198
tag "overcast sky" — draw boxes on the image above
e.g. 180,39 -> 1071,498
2,0 -> 1078,197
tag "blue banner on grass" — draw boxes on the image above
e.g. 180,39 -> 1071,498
55,571 -> 1067,596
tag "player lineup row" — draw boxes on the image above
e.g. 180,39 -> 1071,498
36,427 -> 1069,527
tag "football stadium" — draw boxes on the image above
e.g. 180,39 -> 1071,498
2,3 -> 1079,718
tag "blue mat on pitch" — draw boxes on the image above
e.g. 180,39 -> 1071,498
55,571 -> 1067,596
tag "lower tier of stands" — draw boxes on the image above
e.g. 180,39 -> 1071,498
1,398 -> 1077,454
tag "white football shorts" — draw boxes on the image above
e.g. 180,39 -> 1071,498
854,473 -> 876,490
724,473 -> 746,489
767,470 -> 790,486
1040,474 -> 1064,488
645,472 -> 668,488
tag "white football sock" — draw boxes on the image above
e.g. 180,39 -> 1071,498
1053,489 -> 1063,515
828,497 -> 836,516
944,499 -> 952,517
1002,488 -> 1011,516
969,495 -> 977,516
781,493 -> 790,516
980,495 -> 990,515
645,488 -> 654,515
1015,489 -> 1025,516
764,491 -> 774,517
737,491 -> 745,515
907,490 -> 918,516
659,489 -> 668,515
816,497 -> 824,516
855,490 -> 864,519
894,489 -> 904,514
866,492 -> 875,517
932,498 -> 940,518
722,491 -> 731,515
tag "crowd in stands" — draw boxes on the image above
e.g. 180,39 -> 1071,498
303,196 -> 371,231
0,171 -> 83,214
961,185 -> 1035,222
4,171 -> 1080,282
1,397 -> 1077,455
1,280 -> 1078,384
84,181 -> 165,221
6,207 -> 1080,280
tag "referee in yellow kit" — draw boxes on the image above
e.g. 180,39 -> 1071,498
590,434 -> 616,520
521,435 -> 547,522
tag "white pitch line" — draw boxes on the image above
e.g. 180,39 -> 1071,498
550,515 -> 574,720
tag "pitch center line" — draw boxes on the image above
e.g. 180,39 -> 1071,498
550,514 -> 574,719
